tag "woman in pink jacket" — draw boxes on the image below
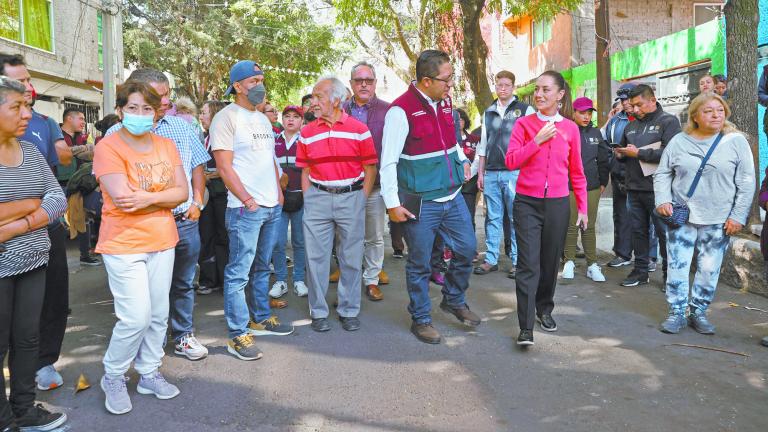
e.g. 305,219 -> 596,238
505,70 -> 588,347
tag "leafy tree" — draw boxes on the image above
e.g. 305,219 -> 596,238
123,0 -> 344,107
331,0 -> 582,112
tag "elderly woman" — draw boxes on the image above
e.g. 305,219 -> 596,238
0,76 -> 68,431
654,93 -> 755,335
94,81 -> 188,414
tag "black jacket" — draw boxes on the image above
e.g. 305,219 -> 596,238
483,98 -> 531,170
576,123 -> 611,191
619,103 -> 681,192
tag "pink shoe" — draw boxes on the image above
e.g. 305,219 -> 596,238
430,271 -> 445,286
443,248 -> 453,261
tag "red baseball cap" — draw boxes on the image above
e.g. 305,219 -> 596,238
573,97 -> 596,112
282,105 -> 304,117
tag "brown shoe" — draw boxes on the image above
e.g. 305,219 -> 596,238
411,322 -> 441,344
366,284 -> 383,301
269,298 -> 287,309
378,270 -> 390,285
329,269 -> 340,283
473,262 -> 498,275
439,300 -> 481,326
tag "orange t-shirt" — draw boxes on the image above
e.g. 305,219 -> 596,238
93,132 -> 182,255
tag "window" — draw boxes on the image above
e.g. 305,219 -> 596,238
532,19 -> 552,47
693,3 -> 724,27
0,0 -> 53,52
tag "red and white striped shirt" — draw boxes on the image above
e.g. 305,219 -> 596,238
296,112 -> 378,186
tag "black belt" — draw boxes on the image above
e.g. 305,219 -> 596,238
311,180 -> 363,194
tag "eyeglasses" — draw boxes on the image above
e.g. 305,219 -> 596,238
428,75 -> 455,85
264,109 -> 276,114
351,78 -> 375,85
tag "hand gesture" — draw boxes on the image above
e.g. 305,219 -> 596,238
534,122 -> 558,145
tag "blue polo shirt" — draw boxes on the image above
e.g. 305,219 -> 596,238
21,110 -> 62,168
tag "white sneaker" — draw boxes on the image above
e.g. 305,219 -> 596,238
269,281 -> 288,298
587,263 -> 606,282
293,281 -> 308,297
174,333 -> 208,360
562,260 -> 575,279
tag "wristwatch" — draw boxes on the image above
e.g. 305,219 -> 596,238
192,201 -> 205,211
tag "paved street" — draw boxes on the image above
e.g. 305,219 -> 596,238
35,238 -> 768,432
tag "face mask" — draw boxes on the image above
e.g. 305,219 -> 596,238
246,83 -> 266,106
122,112 -> 154,135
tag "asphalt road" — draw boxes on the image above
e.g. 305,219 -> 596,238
32,239 -> 768,432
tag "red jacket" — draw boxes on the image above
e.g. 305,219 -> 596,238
505,114 -> 587,214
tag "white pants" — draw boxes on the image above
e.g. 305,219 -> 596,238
363,188 -> 386,286
102,249 -> 175,376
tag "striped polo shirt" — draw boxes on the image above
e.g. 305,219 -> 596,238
295,112 -> 378,187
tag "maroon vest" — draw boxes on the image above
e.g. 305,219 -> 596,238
275,133 -> 302,191
390,83 -> 457,157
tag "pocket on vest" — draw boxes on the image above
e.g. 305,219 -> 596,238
413,159 -> 445,193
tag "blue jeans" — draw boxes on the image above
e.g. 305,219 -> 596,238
169,219 -> 200,341
271,208 -> 305,282
665,223 -> 729,314
402,195 -> 476,324
223,205 -> 281,338
483,170 -> 518,265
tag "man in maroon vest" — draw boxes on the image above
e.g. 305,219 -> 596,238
380,50 -> 480,344
342,61 -> 391,302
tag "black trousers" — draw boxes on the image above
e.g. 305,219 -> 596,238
611,178 -> 633,260
628,190 -> 667,274
38,222 -> 69,369
0,267 -> 46,427
513,194 -> 570,331
198,180 -> 229,288
462,192 -> 477,231
390,220 -> 406,252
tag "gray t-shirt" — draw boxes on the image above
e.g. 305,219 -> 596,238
654,131 -> 755,225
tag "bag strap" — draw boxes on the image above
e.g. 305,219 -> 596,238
685,132 -> 723,198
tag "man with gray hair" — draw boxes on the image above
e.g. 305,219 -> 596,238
340,61 -> 391,301
296,76 -> 378,332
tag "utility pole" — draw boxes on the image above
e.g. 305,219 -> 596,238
595,0 -> 611,125
101,1 -> 120,114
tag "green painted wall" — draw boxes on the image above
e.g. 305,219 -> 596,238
516,19 -> 726,100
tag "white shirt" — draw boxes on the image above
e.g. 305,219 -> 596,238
476,98 -> 535,157
209,103 -> 280,208
380,87 -> 468,209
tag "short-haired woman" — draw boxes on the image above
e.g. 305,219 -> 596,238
94,81 -> 188,414
655,93 -> 755,335
505,71 -> 588,346
0,76 -> 68,431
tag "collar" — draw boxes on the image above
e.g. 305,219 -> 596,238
279,130 -> 300,144
496,96 -> 517,111
351,96 -> 374,109
536,111 -> 564,122
318,111 -> 348,127
414,86 -> 438,106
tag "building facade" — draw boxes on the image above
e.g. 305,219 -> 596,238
0,0 -> 123,131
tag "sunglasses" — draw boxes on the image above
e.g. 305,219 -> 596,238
352,78 -> 375,85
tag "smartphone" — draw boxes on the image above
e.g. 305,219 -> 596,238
608,142 -> 621,148
577,220 -> 587,232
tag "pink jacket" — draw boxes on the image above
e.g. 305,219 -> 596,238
505,114 -> 588,214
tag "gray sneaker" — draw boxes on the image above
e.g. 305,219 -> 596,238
137,371 -> 180,400
660,312 -> 687,334
101,374 -> 132,415
689,310 -> 715,335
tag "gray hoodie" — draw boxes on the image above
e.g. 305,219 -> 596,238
654,131 -> 755,225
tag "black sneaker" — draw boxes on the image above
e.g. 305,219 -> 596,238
339,316 -> 360,331
311,318 -> 331,332
517,330 -> 534,346
1,424 -> 19,432
392,250 -> 404,259
621,270 -> 649,287
79,255 -> 102,266
537,314 -> 557,332
15,404 -> 67,431
607,256 -> 632,267
648,261 -> 657,272
507,265 -> 517,279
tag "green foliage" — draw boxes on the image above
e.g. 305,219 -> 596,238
123,0 -> 344,107
490,0 -> 584,20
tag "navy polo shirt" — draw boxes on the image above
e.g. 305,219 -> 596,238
20,110 -> 62,168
